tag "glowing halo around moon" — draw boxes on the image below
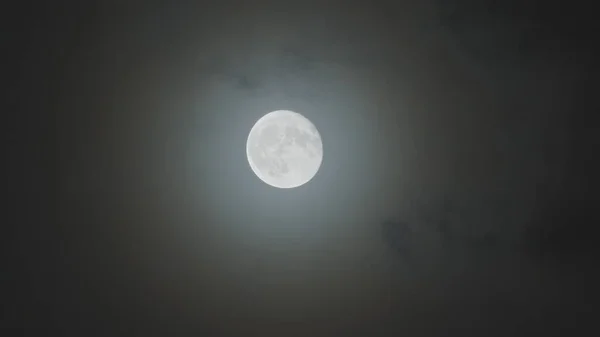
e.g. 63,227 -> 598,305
246,110 -> 323,189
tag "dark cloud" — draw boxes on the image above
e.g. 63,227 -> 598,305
7,0 -> 595,335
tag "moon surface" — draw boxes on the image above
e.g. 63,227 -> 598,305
246,110 -> 323,189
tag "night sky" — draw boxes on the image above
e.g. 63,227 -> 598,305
7,1 -> 597,335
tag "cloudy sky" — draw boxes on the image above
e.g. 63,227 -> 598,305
8,1 -> 595,335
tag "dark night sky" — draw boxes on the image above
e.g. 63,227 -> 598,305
6,1 -> 597,335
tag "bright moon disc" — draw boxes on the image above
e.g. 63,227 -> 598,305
246,110 -> 323,189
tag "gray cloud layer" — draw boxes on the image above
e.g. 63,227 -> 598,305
45,1 -> 593,335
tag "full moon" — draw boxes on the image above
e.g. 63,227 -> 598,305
246,110 -> 323,189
